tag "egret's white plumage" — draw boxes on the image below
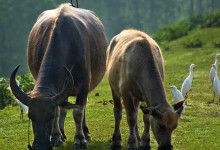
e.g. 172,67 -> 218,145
181,64 -> 196,102
170,85 -> 184,102
212,64 -> 220,103
170,85 -> 185,113
9,80 -> 28,120
209,54 -> 220,83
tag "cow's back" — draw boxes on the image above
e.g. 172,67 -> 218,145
107,29 -> 164,81
27,4 -> 107,93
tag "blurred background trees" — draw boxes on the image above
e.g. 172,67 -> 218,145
0,0 -> 220,76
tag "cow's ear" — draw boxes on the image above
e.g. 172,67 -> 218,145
176,106 -> 184,116
172,100 -> 184,111
58,101 -> 79,110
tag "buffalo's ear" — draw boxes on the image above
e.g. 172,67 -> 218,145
176,106 -> 184,116
172,100 -> 184,111
58,101 -> 80,110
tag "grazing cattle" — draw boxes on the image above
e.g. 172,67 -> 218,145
10,3 -> 107,150
106,29 -> 184,150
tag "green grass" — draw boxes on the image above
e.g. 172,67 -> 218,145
1,28 -> 220,149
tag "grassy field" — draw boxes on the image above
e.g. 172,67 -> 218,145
1,28 -> 220,150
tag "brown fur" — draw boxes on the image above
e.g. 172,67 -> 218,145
13,3 -> 107,149
107,29 -> 183,149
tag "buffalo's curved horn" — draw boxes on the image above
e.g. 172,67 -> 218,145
10,65 -> 31,106
52,66 -> 74,105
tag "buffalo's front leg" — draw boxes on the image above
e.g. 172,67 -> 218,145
123,95 -> 139,150
51,107 -> 64,147
73,91 -> 88,149
139,113 -> 151,150
82,107 -> 91,141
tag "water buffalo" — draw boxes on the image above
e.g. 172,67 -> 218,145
10,3 -> 107,150
106,29 -> 184,150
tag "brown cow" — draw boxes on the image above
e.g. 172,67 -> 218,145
10,3 -> 107,150
106,29 -> 184,150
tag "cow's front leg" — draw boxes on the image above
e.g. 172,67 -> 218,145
59,107 -> 67,140
111,87 -> 122,150
83,107 -> 91,141
139,113 -> 151,150
123,95 -> 139,150
73,91 -> 88,149
51,107 -> 64,147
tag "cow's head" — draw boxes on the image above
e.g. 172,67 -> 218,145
10,66 -> 78,150
141,101 -> 184,149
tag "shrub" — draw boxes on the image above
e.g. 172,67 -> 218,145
213,40 -> 220,48
0,77 -> 15,109
183,38 -> 203,48
154,10 -> 220,43
0,73 -> 34,109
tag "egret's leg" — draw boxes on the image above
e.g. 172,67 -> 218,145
212,91 -> 215,102
185,93 -> 188,105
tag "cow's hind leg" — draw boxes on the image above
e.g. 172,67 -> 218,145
111,87 -> 122,150
73,89 -> 88,149
123,95 -> 139,150
139,113 -> 151,150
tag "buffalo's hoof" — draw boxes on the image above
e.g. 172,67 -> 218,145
73,143 -> 88,149
139,146 -> 151,150
127,148 -> 138,150
111,144 -> 121,150
73,138 -> 88,149
51,135 -> 64,147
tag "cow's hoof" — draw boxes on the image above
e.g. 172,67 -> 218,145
139,146 -> 151,150
73,143 -> 88,149
51,135 -> 63,147
73,139 -> 88,149
111,144 -> 122,150
127,148 -> 138,150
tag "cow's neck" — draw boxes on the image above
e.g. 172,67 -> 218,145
140,66 -> 170,109
35,60 -> 65,94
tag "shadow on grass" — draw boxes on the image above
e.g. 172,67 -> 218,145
55,140 -> 124,150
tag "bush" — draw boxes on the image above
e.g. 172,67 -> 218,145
154,10 -> 220,43
0,73 -> 34,109
213,40 -> 220,48
183,38 -> 203,48
0,78 -> 15,109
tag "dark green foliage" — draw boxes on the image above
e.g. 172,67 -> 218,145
1,0 -> 220,76
183,38 -> 203,48
154,10 -> 220,43
213,39 -> 220,48
0,77 -> 15,109
0,74 -> 34,109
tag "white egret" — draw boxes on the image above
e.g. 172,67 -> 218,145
170,85 -> 184,102
170,85 -> 185,113
9,80 -> 28,121
212,64 -> 220,104
209,54 -> 220,84
181,64 -> 196,105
